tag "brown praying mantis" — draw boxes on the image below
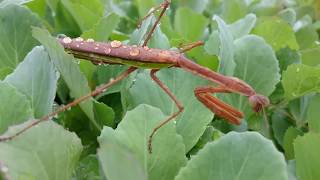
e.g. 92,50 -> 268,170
0,0 -> 269,153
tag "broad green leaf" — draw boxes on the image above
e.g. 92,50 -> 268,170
252,17 -> 299,51
176,132 -> 288,180
226,35 -> 280,114
98,105 -> 187,180
294,133 -> 320,180
0,0 -> 32,8
93,101 -> 115,128
178,0 -> 209,13
0,82 -> 33,134
271,110 -> 292,146
214,16 -> 235,76
287,160 -> 297,180
174,7 -> 209,41
300,45 -> 320,66
61,0 -> 104,31
32,27 -> 100,130
123,69 -> 212,151
282,64 -> 320,100
0,121 -> 82,180
228,13 -> 257,39
96,65 -> 128,94
278,8 -> 296,25
205,14 -> 256,56
283,127 -> 303,160
0,5 -> 42,69
129,15 -> 153,45
295,25 -> 318,50
4,46 -> 58,118
288,94 -> 314,126
220,0 -> 248,23
73,155 -> 101,180
82,13 -> 121,41
276,47 -> 301,72
0,67 -> 12,80
306,94 -> 320,133
98,137 -> 147,180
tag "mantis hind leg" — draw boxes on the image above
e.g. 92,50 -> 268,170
141,0 -> 171,47
194,86 -> 244,125
0,67 -> 137,142
148,69 -> 184,153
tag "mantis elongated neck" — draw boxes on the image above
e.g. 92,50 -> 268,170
177,56 -> 256,96
177,56 -> 228,86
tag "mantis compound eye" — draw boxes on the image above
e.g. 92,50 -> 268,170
248,94 -> 270,112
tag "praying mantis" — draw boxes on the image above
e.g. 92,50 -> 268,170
0,0 -> 269,153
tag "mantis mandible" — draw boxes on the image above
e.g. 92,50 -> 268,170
0,0 -> 269,153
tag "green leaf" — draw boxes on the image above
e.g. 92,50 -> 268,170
226,35 -> 280,114
4,46 -> 58,118
271,110 -> 292,146
176,132 -> 288,180
220,0 -> 248,23
276,47 -> 301,72
295,25 -> 318,50
278,8 -> 296,25
228,13 -> 257,39
123,69 -> 212,151
294,133 -> 320,180
0,67 -> 12,80
306,94 -> 320,133
0,82 -> 33,134
174,7 -> 209,41
32,27 -> 100,130
98,137 -> 147,180
96,65 -> 128,94
0,0 -> 32,8
214,16 -> 236,76
178,0 -> 209,13
82,13 -> 121,41
283,127 -> 303,160
252,17 -> 299,51
0,121 -> 82,180
93,101 -> 115,128
205,14 -> 256,56
282,64 -> 320,100
73,155 -> 101,180
0,5 -> 42,69
60,0 -> 104,31
98,105 -> 187,180
300,45 -> 320,66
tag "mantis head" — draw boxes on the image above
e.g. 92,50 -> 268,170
248,94 -> 270,112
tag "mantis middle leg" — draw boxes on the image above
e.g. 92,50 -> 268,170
148,69 -> 184,153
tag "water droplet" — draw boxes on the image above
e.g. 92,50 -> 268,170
76,44 -> 80,48
75,37 -> 84,42
143,46 -> 150,50
94,47 -> 99,50
80,42 -> 84,45
104,48 -> 111,54
62,37 -> 72,44
111,40 -> 122,48
130,48 -> 140,56
296,68 -> 300,72
86,38 -> 95,43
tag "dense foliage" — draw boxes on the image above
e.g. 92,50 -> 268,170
0,0 -> 319,179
